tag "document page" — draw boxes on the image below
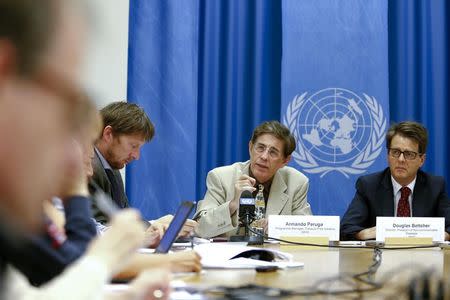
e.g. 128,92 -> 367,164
194,243 -> 303,269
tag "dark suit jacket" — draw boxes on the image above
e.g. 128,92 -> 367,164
341,168 -> 450,240
4,196 -> 96,286
88,150 -> 129,224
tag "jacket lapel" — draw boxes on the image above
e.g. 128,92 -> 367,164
265,171 -> 288,215
379,169 -> 395,216
92,150 -> 112,193
411,170 -> 427,217
242,162 -> 250,177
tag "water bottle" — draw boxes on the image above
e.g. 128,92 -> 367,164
254,184 -> 265,224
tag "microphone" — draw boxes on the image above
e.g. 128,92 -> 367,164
229,190 -> 263,245
239,190 -> 256,226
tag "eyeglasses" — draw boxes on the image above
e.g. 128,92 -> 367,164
253,143 -> 282,159
388,148 -> 420,160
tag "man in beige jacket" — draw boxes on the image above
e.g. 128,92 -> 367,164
194,121 -> 312,238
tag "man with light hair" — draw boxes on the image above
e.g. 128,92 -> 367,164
91,101 -> 197,240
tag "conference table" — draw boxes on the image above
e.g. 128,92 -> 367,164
174,242 -> 450,299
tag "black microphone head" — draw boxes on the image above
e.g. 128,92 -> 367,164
239,190 -> 255,219
240,190 -> 253,199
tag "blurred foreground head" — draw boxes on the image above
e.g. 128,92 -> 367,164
0,0 -> 89,232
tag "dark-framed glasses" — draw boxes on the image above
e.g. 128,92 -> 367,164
388,148 -> 420,160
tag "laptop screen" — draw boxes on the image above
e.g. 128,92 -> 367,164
155,201 -> 195,253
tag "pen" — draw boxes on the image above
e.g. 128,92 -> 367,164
211,237 -> 229,242
89,180 -> 121,218
94,189 -> 121,218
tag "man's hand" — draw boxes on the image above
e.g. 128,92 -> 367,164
178,219 -> 198,237
445,232 -> 450,241
355,226 -> 376,240
229,174 -> 256,214
147,215 -> 172,238
143,229 -> 161,249
86,209 -> 145,274
146,215 -> 198,245
167,250 -> 202,273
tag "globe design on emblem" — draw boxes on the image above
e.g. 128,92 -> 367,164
297,88 -> 373,164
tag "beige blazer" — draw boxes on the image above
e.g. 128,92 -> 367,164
194,161 -> 312,238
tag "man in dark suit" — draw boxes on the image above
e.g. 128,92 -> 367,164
341,121 -> 450,240
90,102 -> 197,237
90,101 -> 154,223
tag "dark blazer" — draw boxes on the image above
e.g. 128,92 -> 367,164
341,168 -> 450,240
89,150 -> 129,224
5,196 -> 97,286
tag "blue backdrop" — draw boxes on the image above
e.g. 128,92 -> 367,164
127,1 -> 199,218
127,0 -> 450,219
281,0 -> 389,216
388,0 -> 450,183
127,0 -> 282,219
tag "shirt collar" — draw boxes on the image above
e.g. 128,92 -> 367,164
248,166 -> 273,193
95,147 -> 112,170
391,175 -> 416,195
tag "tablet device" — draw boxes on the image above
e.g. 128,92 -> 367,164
154,201 -> 195,253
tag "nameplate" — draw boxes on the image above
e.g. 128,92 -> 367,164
268,215 -> 340,241
376,217 -> 445,242
384,237 -> 433,246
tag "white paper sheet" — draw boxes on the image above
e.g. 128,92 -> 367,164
194,243 -> 303,269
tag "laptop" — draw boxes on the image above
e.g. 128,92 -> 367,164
154,201 -> 195,253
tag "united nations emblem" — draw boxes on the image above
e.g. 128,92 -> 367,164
283,88 -> 386,178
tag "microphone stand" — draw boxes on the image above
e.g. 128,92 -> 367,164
229,211 -> 263,245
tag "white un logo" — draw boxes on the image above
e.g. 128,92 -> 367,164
283,88 -> 386,178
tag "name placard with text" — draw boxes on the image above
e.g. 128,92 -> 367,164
376,217 -> 445,242
268,215 -> 340,241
